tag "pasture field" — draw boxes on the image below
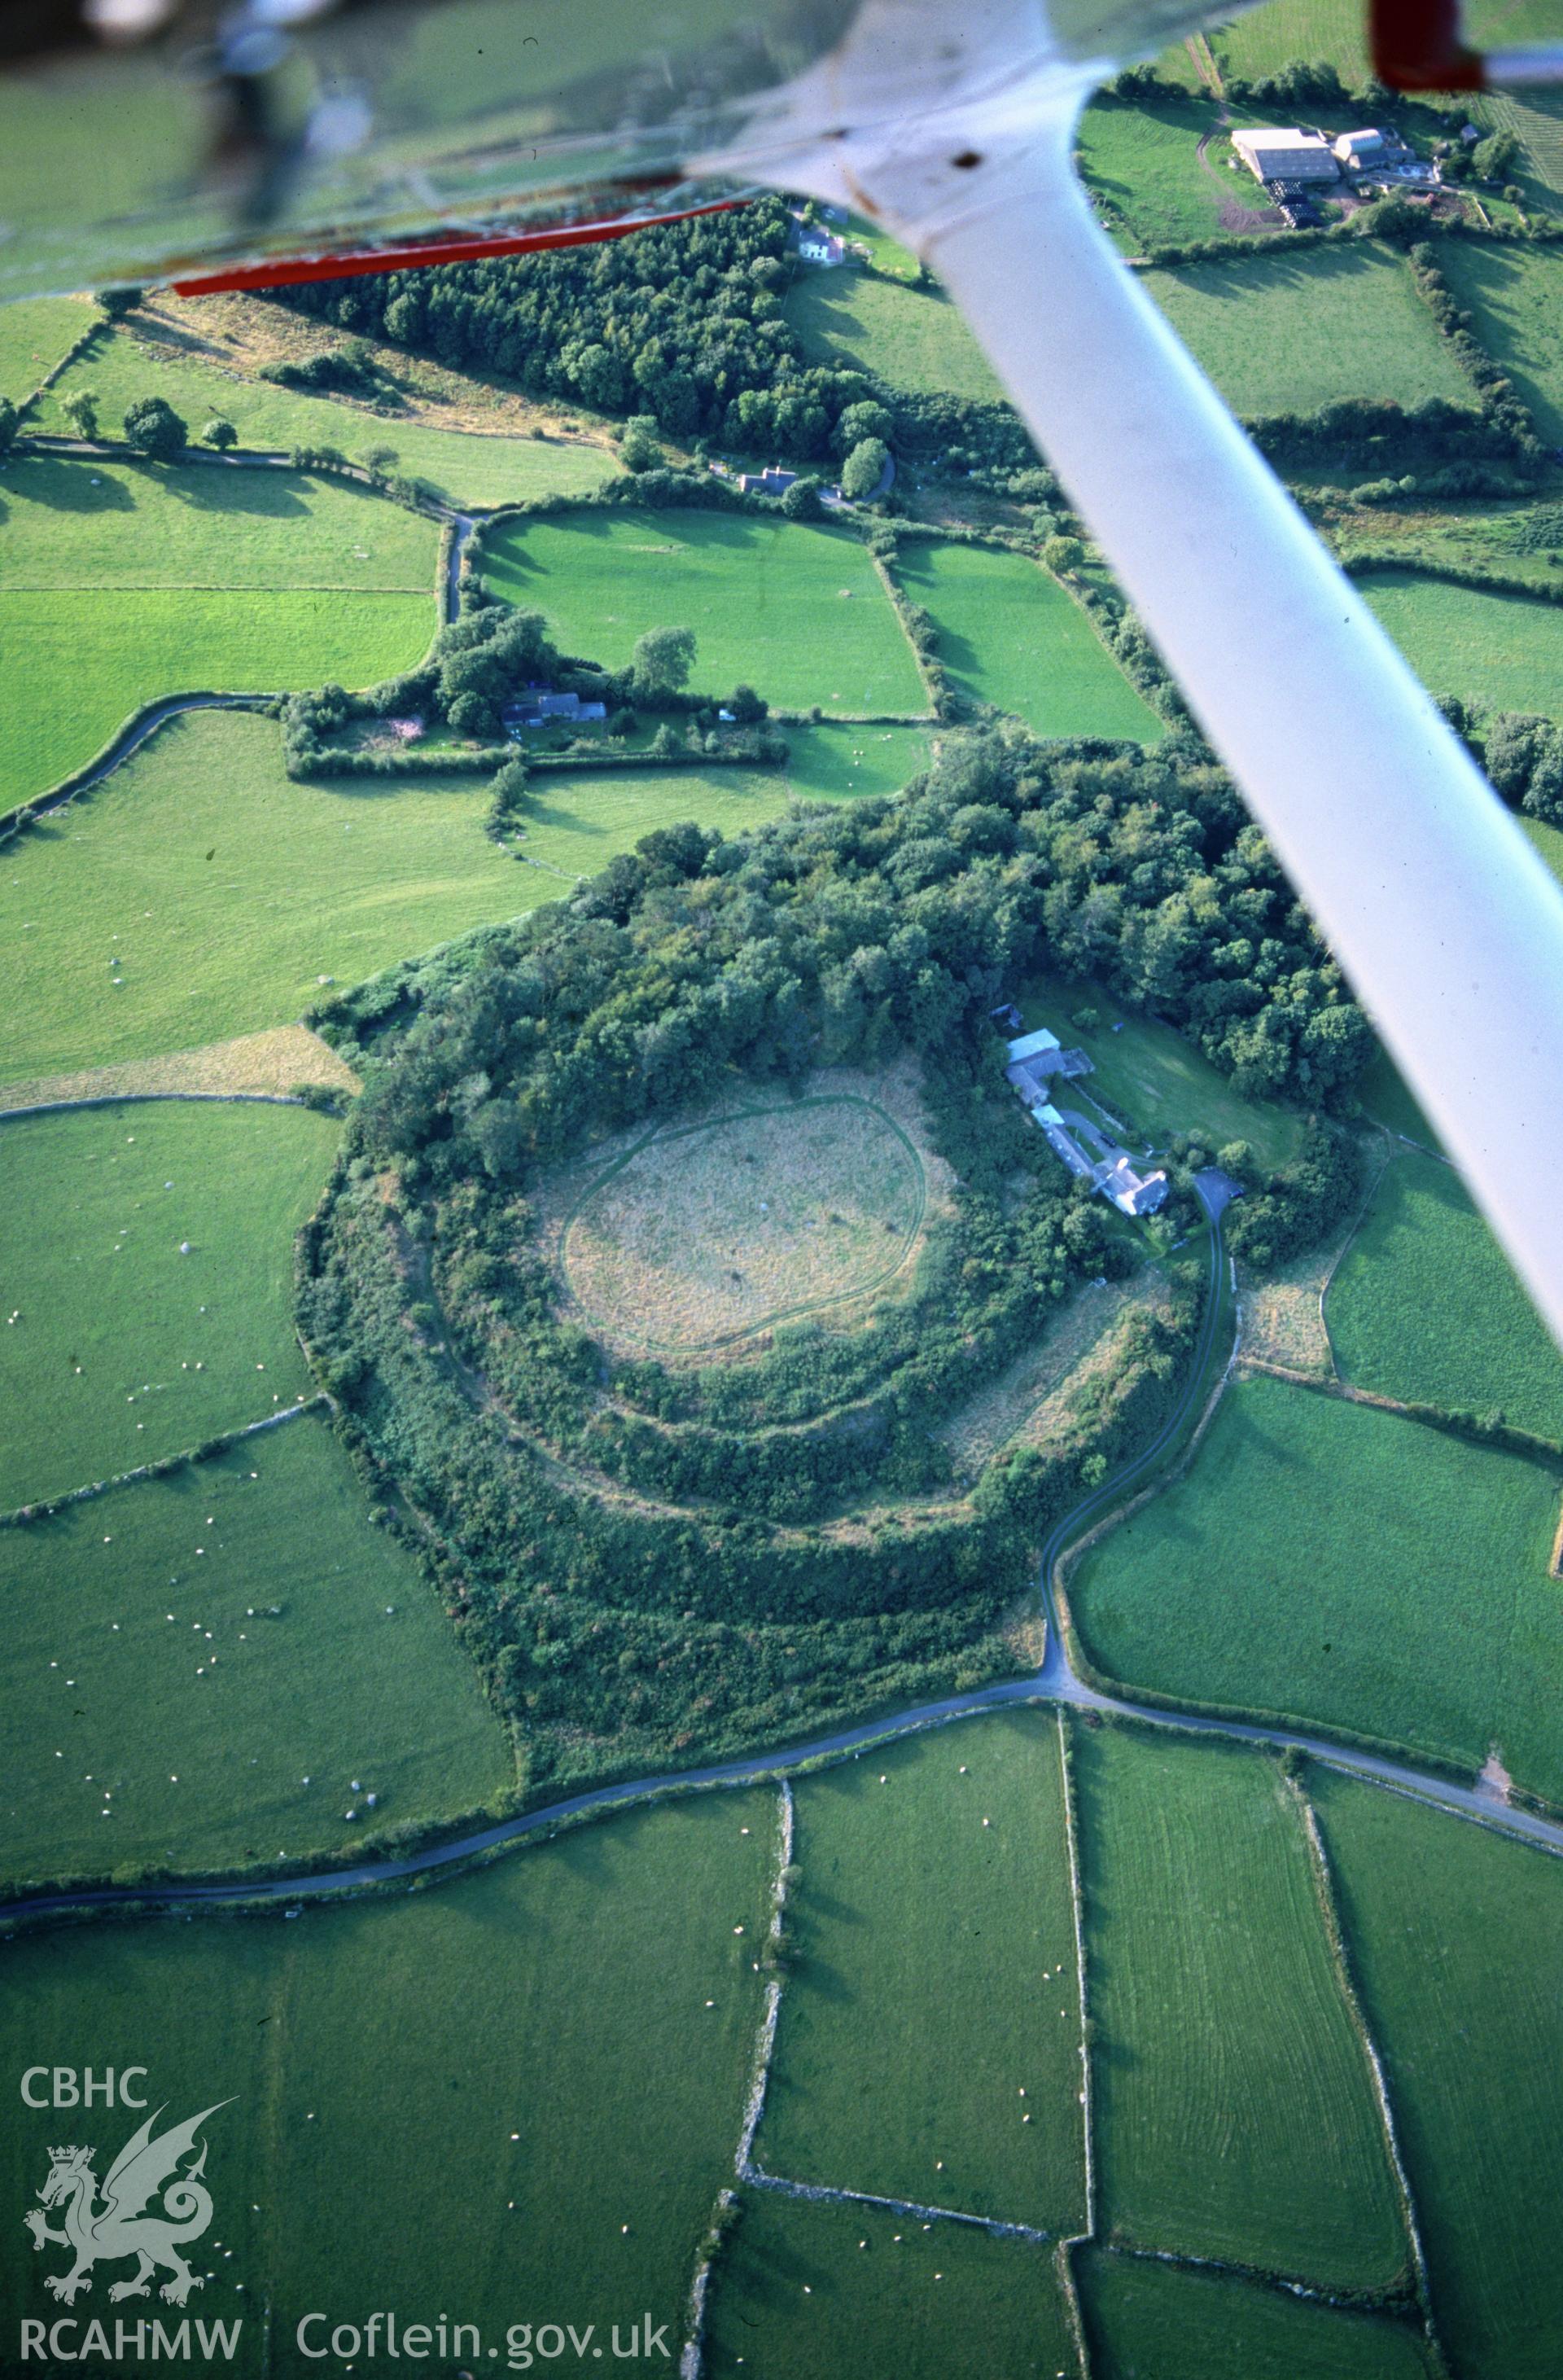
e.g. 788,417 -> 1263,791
1359,571 -> 1563,716
703,2193 -> 1078,2380
0,588 -> 435,809
1358,1047 -> 1440,1149
0,1022 -> 358,1114
1438,240 -> 1563,445
1,713 -> 893,1090
0,1791 -> 778,2371
0,449 -> 436,590
479,506 -> 929,715
1015,971 -> 1305,1172
1212,0 -> 1368,81
1079,2248 -> 1434,2379
1328,1149 -> 1563,1438
0,294 -> 97,399
0,1412 -> 510,1889
777,718 -> 931,799
1076,96 -> 1275,252
1141,248 -> 1469,416
1073,1726 -> 1406,2290
0,1100 -> 337,1510
889,538 -> 1165,742
1068,1374 -> 1563,1801
784,266 -> 1005,404
1526,811 -> 1563,883
1314,1769 -> 1563,2380
37,326 -> 619,506
757,1711 -> 1087,2234
563,1094 -> 925,1353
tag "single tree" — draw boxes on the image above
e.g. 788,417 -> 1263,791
621,414 -> 663,472
362,444 -> 399,478
840,436 -> 890,501
97,287 -> 142,320
122,395 -> 187,461
489,755 -> 532,817
834,398 -> 893,455
780,474 -> 825,520
726,683 -> 767,723
1215,1141 -> 1254,1178
61,388 -> 99,441
1043,533 -> 1085,576
0,396 -> 20,456
202,418 -> 237,451
633,625 -> 697,698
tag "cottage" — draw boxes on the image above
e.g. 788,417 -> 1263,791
796,230 -> 845,265
1232,126 -> 1340,184
501,690 -> 607,731
736,465 -> 799,497
1100,1157 -> 1170,1218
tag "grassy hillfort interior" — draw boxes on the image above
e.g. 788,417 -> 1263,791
7,2 -> 1563,2369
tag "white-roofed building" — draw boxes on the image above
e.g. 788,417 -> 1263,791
1232,126 -> 1340,184
1333,128 -> 1390,166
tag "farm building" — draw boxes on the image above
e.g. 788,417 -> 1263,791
1100,1157 -> 1170,1218
1003,1026 -> 1167,1216
1333,127 -> 1390,166
501,689 -> 607,731
795,227 -> 846,265
1232,127 -> 1340,184
1005,1026 -> 1095,1104
735,465 -> 799,497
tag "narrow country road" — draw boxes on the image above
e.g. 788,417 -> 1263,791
11,1197 -> 1561,1926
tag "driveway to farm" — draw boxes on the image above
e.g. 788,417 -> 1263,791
13,1192 -> 1563,1925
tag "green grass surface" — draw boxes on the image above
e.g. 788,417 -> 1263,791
891,540 -> 1164,743
37,323 -> 620,506
0,1411 -> 510,1888
0,1101 -> 337,1509
1357,1048 -> 1441,1149
0,1790 -> 777,2370
0,712 -> 900,1088
1359,572 -> 1563,715
758,1712 -> 1086,2233
1214,0 -> 1368,81
480,506 -> 928,714
1069,1373 -> 1563,1800
1074,1725 -> 1406,2289
1141,247 -> 1469,417
1016,971 -> 1304,1171
704,2193 -> 1077,2380
784,265 -> 1004,402
0,449 -> 436,589
1525,810 -> 1563,883
1315,1769 -> 1563,2380
1439,241 -> 1563,446
0,295 -> 97,400
1329,1149 -> 1563,1438
1079,2247 -> 1433,2379
1077,96 -> 1275,253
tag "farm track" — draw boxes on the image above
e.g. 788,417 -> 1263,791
13,1196 -> 1563,1927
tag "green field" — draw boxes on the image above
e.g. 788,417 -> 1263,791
1358,1047 -> 1441,1149
0,1790 -> 777,2371
704,2192 -> 1078,2380
37,323 -> 620,506
784,265 -> 1005,403
891,540 -> 1164,742
1077,95 -> 1275,253
0,586 -> 436,809
1315,1769 -> 1563,2380
0,1101 -> 337,1509
1074,1726 -> 1406,2289
1016,971 -> 1304,1172
479,506 -> 928,715
1526,810 -> 1563,884
757,1712 -> 1086,2234
1328,1149 -> 1563,1438
1213,0 -> 1368,82
1141,247 -> 1469,417
0,294 -> 97,400
1439,241 -> 1563,446
0,1411 -> 510,1888
1069,1373 -> 1563,1799
0,449 -> 437,590
1079,2247 -> 1434,2379
0,712 -> 904,1089
1360,571 -> 1563,716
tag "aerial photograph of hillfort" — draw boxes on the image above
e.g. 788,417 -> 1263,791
4,0 -> 1563,2373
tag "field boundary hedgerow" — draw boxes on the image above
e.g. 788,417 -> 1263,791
1237,1352 -> 1563,1470
1290,1777 -> 1448,2370
1055,1711 -> 1097,2378
0,1394 -> 325,1530
0,690 -> 276,840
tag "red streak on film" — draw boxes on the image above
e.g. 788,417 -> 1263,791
169,195 -> 750,296
1369,0 -> 1485,89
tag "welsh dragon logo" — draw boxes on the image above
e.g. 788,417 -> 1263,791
24,2102 -> 231,2307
